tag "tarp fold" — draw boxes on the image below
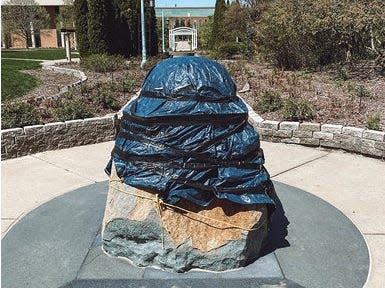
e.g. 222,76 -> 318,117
106,56 -> 275,208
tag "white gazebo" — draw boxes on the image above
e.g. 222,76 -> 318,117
169,27 -> 197,52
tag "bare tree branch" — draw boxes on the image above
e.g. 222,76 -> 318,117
2,0 -> 50,48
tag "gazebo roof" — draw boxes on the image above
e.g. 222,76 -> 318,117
155,7 -> 214,18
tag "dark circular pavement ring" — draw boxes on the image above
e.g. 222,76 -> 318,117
1,181 -> 369,288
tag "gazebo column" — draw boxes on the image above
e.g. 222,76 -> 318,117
169,27 -> 198,52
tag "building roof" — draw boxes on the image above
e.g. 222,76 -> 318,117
155,7 -> 214,18
1,0 -> 66,5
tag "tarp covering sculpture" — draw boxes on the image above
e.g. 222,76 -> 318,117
106,56 -> 275,209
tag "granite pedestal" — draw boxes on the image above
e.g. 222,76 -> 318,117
1,181 -> 369,288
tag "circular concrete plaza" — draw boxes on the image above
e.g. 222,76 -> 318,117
2,181 -> 369,288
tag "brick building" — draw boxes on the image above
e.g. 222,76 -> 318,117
1,1 -> 214,50
1,0 -> 69,48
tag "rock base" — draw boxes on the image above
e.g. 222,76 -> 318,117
102,165 -> 269,272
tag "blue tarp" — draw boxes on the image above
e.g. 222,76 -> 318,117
106,56 -> 275,208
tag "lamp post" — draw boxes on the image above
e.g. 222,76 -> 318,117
140,0 -> 154,68
140,0 -> 147,68
162,10 -> 165,53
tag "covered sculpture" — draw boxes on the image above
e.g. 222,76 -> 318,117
103,56 -> 276,272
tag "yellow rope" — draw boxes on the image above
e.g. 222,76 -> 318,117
154,193 -> 165,249
109,179 -> 267,233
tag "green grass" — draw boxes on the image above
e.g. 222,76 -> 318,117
1,48 -> 67,60
1,59 -> 42,101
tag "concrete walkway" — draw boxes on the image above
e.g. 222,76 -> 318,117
2,141 -> 385,287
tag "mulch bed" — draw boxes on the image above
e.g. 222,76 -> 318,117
9,59 -> 385,131
21,69 -> 80,100
227,60 -> 385,130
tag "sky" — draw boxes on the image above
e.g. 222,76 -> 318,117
156,0 -> 216,7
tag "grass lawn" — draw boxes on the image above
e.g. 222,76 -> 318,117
1,48 -> 71,60
1,59 -> 42,101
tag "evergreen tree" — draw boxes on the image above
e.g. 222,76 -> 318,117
223,0 -> 247,41
198,15 -> 213,49
131,0 -> 141,56
111,0 -> 130,56
87,0 -> 114,54
146,1 -> 158,56
134,0 -> 158,57
210,0 -> 227,48
74,0 -> 157,58
117,0 -> 139,56
74,0 -> 90,57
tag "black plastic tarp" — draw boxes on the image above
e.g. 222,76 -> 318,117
106,56 -> 275,208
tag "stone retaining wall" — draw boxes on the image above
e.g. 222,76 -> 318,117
41,59 -> 87,100
1,113 -> 384,160
1,116 -> 115,159
248,117 -> 385,159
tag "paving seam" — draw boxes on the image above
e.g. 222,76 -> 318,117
30,154 -> 99,183
75,228 -> 103,281
364,233 -> 385,235
272,252 -> 286,280
270,152 -> 331,178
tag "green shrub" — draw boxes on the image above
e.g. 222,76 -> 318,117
81,54 -> 125,73
356,85 -> 372,99
336,66 -> 351,81
257,0 -> 385,69
281,98 -> 315,121
375,53 -> 385,76
121,78 -> 136,93
211,42 -> 247,59
103,82 -> 120,92
1,102 -> 41,129
55,99 -> 95,121
253,91 -> 283,113
61,90 -> 76,100
93,89 -> 120,110
367,114 -> 381,131
226,61 -> 245,77
80,83 -> 94,95
142,56 -> 163,70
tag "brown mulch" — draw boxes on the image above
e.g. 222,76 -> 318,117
21,69 -> 80,100
10,59 -> 385,131
226,60 -> 385,131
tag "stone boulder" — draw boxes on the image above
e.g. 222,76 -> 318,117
102,164 -> 269,273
